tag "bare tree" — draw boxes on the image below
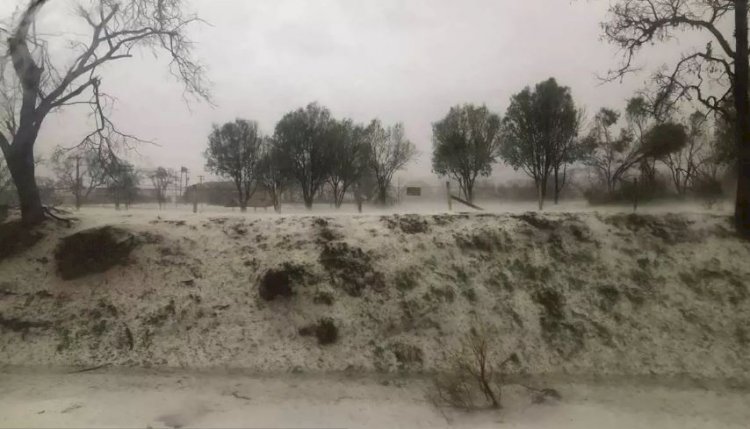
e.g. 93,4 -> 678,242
601,0 -> 750,235
327,119 -> 370,208
432,104 -> 503,203
50,146 -> 108,209
150,167 -> 175,209
205,119 -> 264,212
664,111 -> 711,196
583,107 -> 687,196
366,120 -> 417,205
0,0 -> 208,224
582,108 -> 634,194
625,96 -> 659,185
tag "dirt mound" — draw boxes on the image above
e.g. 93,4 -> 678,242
55,226 -> 138,280
0,210 -> 748,381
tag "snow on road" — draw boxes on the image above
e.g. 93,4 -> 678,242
0,368 -> 748,429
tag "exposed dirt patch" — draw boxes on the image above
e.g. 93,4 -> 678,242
55,226 -> 139,280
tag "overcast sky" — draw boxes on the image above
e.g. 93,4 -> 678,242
3,0 -> 713,182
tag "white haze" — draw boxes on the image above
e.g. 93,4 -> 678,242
1,0 -> 721,182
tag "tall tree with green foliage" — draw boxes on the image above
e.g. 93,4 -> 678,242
432,104 -> 502,203
205,119 -> 264,212
601,0 -> 750,236
499,78 -> 581,209
274,103 -> 335,209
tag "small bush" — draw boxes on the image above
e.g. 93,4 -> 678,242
395,269 -> 418,292
391,342 -> 424,370
299,317 -> 339,345
596,285 -> 620,311
258,263 -> 308,301
432,326 -> 518,410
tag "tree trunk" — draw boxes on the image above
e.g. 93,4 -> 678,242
537,179 -> 544,211
5,143 -> 44,225
553,167 -> 560,205
735,0 -> 750,238
377,185 -> 387,206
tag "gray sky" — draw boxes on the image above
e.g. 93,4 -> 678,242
5,0 -> 713,182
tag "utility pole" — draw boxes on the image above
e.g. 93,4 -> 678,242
193,175 -> 203,214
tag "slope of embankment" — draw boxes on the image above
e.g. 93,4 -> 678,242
0,210 -> 748,382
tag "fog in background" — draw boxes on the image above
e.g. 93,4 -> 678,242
2,0 -> 716,182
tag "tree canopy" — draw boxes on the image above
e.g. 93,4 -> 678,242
499,78 -> 581,208
367,120 -> 417,205
205,119 -> 264,211
432,104 -> 502,203
273,103 -> 335,209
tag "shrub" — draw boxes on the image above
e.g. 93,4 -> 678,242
258,263 -> 308,301
319,242 -> 384,296
432,326 -> 518,410
299,317 -> 339,345
395,269 -> 418,292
